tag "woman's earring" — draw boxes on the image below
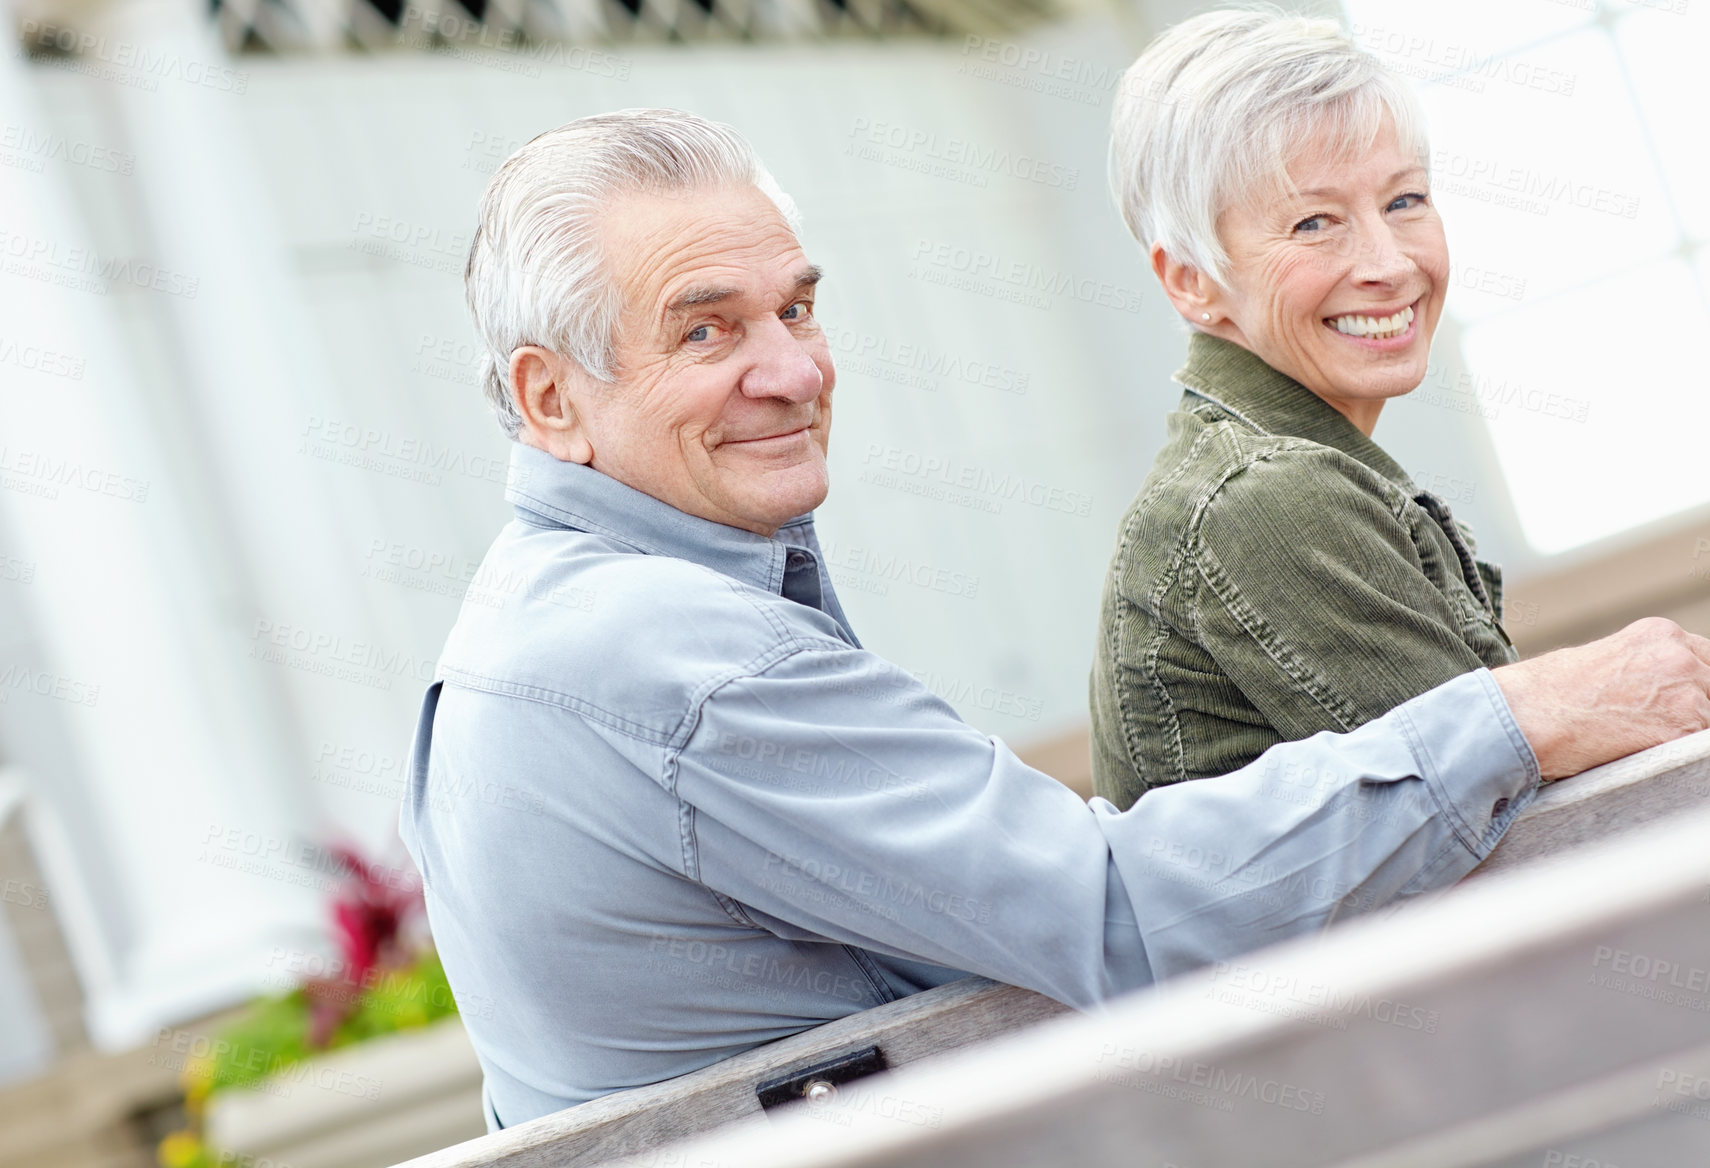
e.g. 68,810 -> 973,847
1201,312 -> 1211,322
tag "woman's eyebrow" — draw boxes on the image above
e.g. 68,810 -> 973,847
1293,167 -> 1427,201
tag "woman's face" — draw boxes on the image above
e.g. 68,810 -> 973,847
1207,117 -> 1447,434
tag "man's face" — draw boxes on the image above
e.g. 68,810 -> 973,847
568,184 -> 834,537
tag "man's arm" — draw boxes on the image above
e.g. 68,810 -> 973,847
680,648 -> 1530,1004
680,620 -> 1710,1004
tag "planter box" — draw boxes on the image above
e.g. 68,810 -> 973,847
206,1017 -> 485,1168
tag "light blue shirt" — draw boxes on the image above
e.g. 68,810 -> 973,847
401,442 -> 1540,1130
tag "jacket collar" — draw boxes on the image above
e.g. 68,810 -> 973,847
503,441 -> 811,596
1175,332 -> 1416,491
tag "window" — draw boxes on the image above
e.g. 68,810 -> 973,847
1343,0 -> 1708,554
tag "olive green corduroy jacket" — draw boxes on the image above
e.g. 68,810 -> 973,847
1089,333 -> 1518,810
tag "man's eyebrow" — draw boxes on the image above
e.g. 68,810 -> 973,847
662,265 -> 825,317
665,285 -> 737,316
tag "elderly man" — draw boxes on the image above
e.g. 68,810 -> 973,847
401,108 -> 1710,1130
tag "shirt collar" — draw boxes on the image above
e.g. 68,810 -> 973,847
503,442 -> 811,596
1174,332 -> 1416,491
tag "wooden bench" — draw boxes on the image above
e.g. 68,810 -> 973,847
393,729 -> 1710,1168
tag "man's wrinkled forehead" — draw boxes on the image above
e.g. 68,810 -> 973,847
601,185 -> 811,327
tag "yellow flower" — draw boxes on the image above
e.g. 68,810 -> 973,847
156,1130 -> 204,1168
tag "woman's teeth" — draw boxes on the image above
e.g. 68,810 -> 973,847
1330,305 -> 1414,339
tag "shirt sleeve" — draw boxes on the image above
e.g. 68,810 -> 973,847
1189,447 -> 1500,743
676,644 -> 1539,1006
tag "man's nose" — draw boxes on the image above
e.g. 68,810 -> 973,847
738,317 -> 823,403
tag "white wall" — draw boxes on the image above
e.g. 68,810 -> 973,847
0,0 -> 1527,1046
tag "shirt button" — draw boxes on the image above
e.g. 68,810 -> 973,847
1491,798 -> 1510,821
787,551 -> 809,569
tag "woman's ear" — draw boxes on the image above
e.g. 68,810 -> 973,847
1150,244 -> 1225,328
511,346 -> 595,465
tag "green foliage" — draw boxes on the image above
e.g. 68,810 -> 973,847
159,951 -> 460,1167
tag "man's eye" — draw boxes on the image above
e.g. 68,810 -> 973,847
1294,214 -> 1331,234
781,302 -> 812,321
687,325 -> 712,342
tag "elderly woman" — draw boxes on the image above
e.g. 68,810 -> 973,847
1089,9 -> 1517,809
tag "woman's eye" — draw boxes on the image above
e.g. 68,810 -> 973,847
1293,214 -> 1330,234
1388,192 -> 1428,212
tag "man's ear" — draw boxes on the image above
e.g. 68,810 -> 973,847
510,346 -> 595,465
1150,244 -> 1227,329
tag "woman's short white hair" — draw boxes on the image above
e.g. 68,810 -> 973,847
465,108 -> 801,437
1109,5 -> 1430,288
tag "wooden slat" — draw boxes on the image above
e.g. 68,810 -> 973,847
608,799 -> 1710,1168
389,729 -> 1710,1168
392,977 -> 1067,1168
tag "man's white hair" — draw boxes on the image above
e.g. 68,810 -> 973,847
1109,6 -> 1430,290
465,108 -> 801,437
